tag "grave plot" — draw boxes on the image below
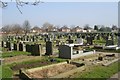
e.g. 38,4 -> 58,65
11,60 -> 58,71
21,62 -> 81,78
73,52 -> 119,67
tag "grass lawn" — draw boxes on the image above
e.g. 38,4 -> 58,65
0,65 -> 1,79
2,66 -> 13,78
2,51 -> 31,58
71,61 -> 120,79
93,40 -> 106,45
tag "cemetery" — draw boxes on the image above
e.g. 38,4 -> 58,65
1,32 -> 120,79
1,1 -> 120,79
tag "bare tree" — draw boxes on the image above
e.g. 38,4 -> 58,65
42,22 -> 53,32
22,20 -> 31,36
112,25 -> 117,30
0,0 -> 44,14
42,22 -> 53,29
84,24 -> 92,30
11,24 -> 22,36
1,25 -> 12,34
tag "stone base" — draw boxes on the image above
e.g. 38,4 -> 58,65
105,45 -> 120,50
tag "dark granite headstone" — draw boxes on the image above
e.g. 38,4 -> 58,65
45,41 -> 53,55
86,36 -> 93,45
32,44 -> 41,56
26,44 -> 31,52
6,42 -> 11,51
13,43 -> 18,50
19,42 -> 23,51
1,41 -> 4,47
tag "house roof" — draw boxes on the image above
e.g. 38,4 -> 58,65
73,26 -> 82,29
31,27 -> 41,30
61,26 -> 70,29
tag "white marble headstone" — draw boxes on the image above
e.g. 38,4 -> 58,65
77,38 -> 83,45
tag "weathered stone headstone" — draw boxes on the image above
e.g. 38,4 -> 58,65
4,42 -> 7,48
11,43 -> 14,50
6,41 -> 9,48
76,38 -> 83,45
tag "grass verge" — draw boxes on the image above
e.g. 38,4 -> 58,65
2,51 -> 31,58
72,61 -> 120,79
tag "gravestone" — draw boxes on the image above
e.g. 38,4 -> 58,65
19,42 -> 23,51
6,41 -> 9,48
31,44 -> 35,55
26,38 -> 29,41
26,44 -> 31,52
86,36 -> 93,45
7,42 -> 11,51
76,38 -> 83,45
32,36 -> 35,42
105,35 -> 114,46
4,42 -> 7,48
45,41 -> 53,55
32,44 -> 41,56
96,34 -> 100,40
68,34 -> 71,40
14,43 -> 19,51
23,43 -> 26,52
11,43 -> 14,50
56,40 -> 60,46
1,41 -> 4,47
118,33 -> 120,47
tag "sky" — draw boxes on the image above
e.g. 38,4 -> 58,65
1,1 -> 119,28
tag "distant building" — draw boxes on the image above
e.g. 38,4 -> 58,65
60,26 -> 70,33
31,27 -> 43,33
82,30 -> 87,33
71,26 -> 83,32
46,26 -> 58,32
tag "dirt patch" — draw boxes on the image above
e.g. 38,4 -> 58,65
26,64 -> 77,78
11,61 -> 57,71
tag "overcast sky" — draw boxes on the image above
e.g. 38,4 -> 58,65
1,1 -> 118,28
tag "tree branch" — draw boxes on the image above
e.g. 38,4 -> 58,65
0,0 -> 44,14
